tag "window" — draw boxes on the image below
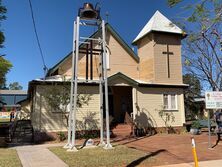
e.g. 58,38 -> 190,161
163,94 -> 177,110
0,95 -> 27,105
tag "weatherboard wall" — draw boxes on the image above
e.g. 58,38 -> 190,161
133,87 -> 185,128
136,32 -> 183,85
105,31 -> 139,80
57,30 -> 139,81
153,33 -> 183,84
31,85 -> 100,132
137,34 -> 155,82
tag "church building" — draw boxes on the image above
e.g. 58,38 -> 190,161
28,11 -> 188,134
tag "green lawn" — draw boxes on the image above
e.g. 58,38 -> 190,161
49,145 -> 158,167
0,118 -> 10,122
0,148 -> 21,167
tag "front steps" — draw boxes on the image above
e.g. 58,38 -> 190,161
112,124 -> 133,138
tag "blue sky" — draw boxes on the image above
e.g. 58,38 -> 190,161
2,0 -> 189,90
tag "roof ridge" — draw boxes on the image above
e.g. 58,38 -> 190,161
132,10 -> 184,44
47,23 -> 139,77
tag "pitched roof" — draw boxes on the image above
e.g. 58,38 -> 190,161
47,23 -> 139,77
132,10 -> 185,44
108,72 -> 138,86
30,72 -> 188,88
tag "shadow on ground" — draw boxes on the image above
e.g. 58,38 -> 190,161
126,149 -> 166,167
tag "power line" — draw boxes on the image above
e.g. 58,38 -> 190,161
28,0 -> 48,75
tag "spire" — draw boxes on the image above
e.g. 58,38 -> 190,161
132,10 -> 184,44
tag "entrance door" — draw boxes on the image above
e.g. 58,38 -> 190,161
111,86 -> 133,123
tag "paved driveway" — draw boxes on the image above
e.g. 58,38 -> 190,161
113,132 -> 222,166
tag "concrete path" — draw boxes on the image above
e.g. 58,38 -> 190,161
154,159 -> 222,167
16,144 -> 68,167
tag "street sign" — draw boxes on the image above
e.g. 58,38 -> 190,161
205,91 -> 222,109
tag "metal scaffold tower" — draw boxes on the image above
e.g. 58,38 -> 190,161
64,3 -> 112,151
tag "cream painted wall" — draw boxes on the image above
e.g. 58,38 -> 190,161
106,32 -> 139,80
57,31 -> 139,80
153,33 -> 183,84
133,87 -> 185,128
137,33 -> 183,85
31,85 -> 100,132
30,83 -> 185,132
137,34 -> 155,82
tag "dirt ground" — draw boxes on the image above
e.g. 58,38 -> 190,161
112,132 -> 222,166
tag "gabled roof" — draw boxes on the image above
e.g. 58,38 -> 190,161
108,72 -> 138,86
30,72 -> 188,89
108,72 -> 188,88
47,23 -> 139,77
132,10 -> 185,44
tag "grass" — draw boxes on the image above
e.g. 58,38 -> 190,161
49,145 -> 158,167
0,148 -> 21,167
0,118 -> 10,122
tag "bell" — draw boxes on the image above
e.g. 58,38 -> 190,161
79,3 -> 98,19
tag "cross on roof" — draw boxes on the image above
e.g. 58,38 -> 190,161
162,45 -> 173,78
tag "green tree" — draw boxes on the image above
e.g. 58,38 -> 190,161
0,0 -> 12,89
9,82 -> 23,90
183,74 -> 201,98
167,0 -> 222,91
183,74 -> 202,119
44,83 -> 92,126
0,57 -> 12,89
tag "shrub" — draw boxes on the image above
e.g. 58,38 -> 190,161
57,132 -> 66,141
191,121 -> 201,129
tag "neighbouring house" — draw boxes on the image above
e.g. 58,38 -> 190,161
28,11 -> 188,135
0,90 -> 28,122
185,97 -> 206,120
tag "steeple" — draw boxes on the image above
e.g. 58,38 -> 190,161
134,11 -> 185,84
132,10 -> 185,44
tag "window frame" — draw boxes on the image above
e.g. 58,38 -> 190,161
163,93 -> 178,111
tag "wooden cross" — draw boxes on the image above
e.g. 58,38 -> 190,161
79,40 -> 102,80
162,45 -> 173,78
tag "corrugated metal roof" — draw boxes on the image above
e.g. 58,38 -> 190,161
34,75 -> 100,82
132,10 -> 184,44
31,73 -> 188,88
